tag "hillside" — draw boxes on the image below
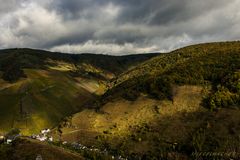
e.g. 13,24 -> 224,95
58,85 -> 240,159
55,41 -> 240,159
0,48 -> 158,134
104,42 -> 240,104
0,48 -> 158,81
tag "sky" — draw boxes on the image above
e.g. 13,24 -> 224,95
0,0 -> 240,55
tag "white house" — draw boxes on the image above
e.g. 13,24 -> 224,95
41,129 -> 51,135
37,136 -> 47,142
49,137 -> 53,142
6,139 -> 12,144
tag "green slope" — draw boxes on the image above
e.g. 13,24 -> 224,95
0,69 -> 96,134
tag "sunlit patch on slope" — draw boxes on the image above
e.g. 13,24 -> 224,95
57,85 -> 204,146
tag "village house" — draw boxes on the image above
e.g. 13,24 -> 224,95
31,129 -> 53,142
6,139 -> 12,144
41,129 -> 50,134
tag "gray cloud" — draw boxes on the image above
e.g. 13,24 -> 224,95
0,0 -> 239,54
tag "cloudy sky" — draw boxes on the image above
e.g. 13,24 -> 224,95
0,0 -> 240,55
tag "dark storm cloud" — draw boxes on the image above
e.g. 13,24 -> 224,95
0,0 -> 239,54
49,0 -> 110,20
42,30 -> 95,49
114,0 -> 232,25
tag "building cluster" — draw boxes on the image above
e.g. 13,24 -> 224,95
31,129 -> 53,142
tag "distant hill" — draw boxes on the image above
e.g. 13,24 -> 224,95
0,48 -> 159,82
0,48 -> 158,134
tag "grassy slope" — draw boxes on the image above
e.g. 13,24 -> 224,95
58,86 -> 240,159
58,86 -> 204,145
0,68 -> 97,135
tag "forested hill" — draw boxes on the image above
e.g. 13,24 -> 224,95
0,48 -> 159,82
104,41 -> 240,108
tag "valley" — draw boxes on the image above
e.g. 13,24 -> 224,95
0,42 -> 240,159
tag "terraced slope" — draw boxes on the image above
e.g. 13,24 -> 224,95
0,69 -> 97,134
